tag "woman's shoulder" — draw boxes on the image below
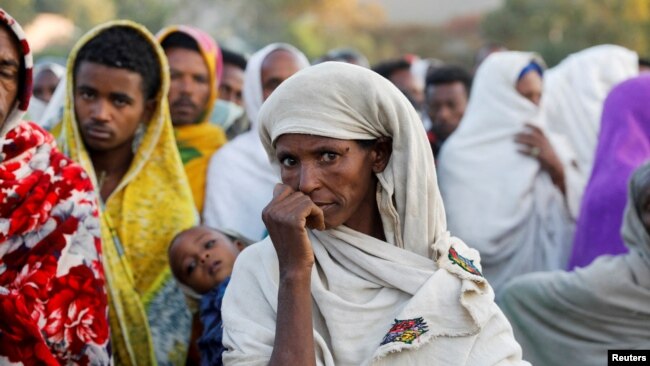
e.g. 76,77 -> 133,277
434,237 -> 486,284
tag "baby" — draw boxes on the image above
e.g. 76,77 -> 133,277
169,225 -> 249,366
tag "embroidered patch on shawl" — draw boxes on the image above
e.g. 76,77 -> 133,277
380,317 -> 429,345
448,246 -> 483,276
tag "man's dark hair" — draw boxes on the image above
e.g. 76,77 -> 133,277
425,65 -> 472,96
159,32 -> 200,53
74,26 -> 161,100
221,48 -> 247,71
372,59 -> 411,80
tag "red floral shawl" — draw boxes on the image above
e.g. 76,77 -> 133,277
0,122 -> 110,365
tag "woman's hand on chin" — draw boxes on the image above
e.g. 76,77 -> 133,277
262,183 -> 325,276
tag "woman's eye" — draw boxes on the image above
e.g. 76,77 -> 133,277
322,152 -> 338,162
281,157 -> 297,167
204,240 -> 215,249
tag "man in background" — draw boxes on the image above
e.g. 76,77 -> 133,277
424,65 -> 472,157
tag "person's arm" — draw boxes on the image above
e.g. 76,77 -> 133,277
515,123 -> 566,194
262,184 -> 325,366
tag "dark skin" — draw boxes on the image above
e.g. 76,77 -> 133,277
33,69 -> 60,103
74,61 -> 155,201
0,25 -> 20,127
426,81 -> 468,142
514,124 -> 566,194
513,72 -> 566,194
262,134 -> 392,365
261,49 -> 303,101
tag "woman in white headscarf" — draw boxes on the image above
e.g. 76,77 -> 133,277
26,61 -> 65,122
543,45 -> 638,217
203,43 -> 309,241
221,62 -> 528,365
437,52 -> 575,294
500,159 -> 650,366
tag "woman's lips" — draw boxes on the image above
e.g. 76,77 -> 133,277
314,202 -> 335,211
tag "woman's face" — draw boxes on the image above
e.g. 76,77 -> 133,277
516,71 -> 543,106
275,134 -> 390,232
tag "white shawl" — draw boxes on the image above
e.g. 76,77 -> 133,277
500,161 -> 650,366
222,62 -> 528,365
543,45 -> 638,217
202,43 -> 309,240
437,52 -> 575,294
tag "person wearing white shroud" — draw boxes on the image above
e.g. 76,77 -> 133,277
500,160 -> 650,366
221,62 -> 529,366
202,43 -> 309,240
543,44 -> 638,218
437,52 -> 575,294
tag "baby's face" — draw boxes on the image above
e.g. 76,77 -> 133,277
169,227 -> 240,294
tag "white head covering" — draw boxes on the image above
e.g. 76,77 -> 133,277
437,51 -> 574,293
202,43 -> 309,240
244,43 -> 310,129
26,62 -> 65,124
500,160 -> 650,366
543,45 -> 638,217
259,61 -> 444,255
222,62 -> 528,365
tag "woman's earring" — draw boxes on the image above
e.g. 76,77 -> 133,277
132,123 -> 145,153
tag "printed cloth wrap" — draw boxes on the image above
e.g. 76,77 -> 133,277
0,8 -> 110,366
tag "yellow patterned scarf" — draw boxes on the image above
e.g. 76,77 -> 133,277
157,26 -> 227,213
57,20 -> 197,366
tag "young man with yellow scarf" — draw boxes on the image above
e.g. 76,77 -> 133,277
57,21 -> 197,365
158,26 -> 227,213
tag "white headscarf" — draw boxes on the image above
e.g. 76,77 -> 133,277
437,51 -> 574,294
543,45 -> 638,217
202,43 -> 309,240
500,160 -> 650,366
222,62 -> 528,366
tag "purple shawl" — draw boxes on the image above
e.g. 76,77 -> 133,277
568,75 -> 650,269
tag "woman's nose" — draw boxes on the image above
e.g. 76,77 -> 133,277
298,164 -> 320,193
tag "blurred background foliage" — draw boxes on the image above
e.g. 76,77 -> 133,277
3,0 -> 650,66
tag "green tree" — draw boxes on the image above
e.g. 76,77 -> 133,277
482,0 -> 650,66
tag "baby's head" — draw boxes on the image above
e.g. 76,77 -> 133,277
169,225 -> 245,294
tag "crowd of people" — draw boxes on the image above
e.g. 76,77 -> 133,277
1,6 -> 649,366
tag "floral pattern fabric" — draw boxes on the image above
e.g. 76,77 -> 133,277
0,122 -> 110,365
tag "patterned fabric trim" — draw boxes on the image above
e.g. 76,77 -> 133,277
380,317 -> 429,346
448,246 -> 483,277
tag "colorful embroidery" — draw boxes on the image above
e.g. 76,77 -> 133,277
448,246 -> 483,276
380,317 -> 429,345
